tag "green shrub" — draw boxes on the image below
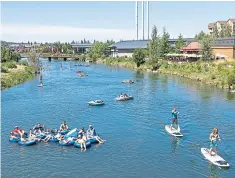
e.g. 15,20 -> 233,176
19,61 -> 29,66
2,62 -> 17,69
1,66 -> 8,73
227,72 -> 235,86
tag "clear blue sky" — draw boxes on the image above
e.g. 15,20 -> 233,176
1,1 -> 235,42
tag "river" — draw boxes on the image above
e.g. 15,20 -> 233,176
1,59 -> 235,178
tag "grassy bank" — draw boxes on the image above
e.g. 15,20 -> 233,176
102,57 -> 235,90
1,61 -> 38,90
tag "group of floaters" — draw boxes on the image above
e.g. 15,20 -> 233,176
165,107 -> 229,168
9,121 -> 105,151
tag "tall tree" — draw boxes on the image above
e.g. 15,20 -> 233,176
195,31 -> 206,41
159,27 -> 170,58
148,25 -> 160,65
219,25 -> 225,38
175,33 -> 184,53
133,48 -> 145,67
213,26 -> 219,38
224,24 -> 232,37
200,35 -> 214,61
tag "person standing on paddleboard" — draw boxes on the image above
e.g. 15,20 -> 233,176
209,128 -> 220,156
39,75 -> 43,85
170,107 -> 179,131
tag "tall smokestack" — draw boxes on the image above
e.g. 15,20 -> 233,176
136,1 -> 138,40
142,1 -> 144,40
147,1 -> 149,40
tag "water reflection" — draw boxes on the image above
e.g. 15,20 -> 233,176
226,92 -> 235,100
170,137 -> 180,155
209,164 -> 219,178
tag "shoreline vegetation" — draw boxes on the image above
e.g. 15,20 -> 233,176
1,61 -> 38,90
1,46 -> 39,90
100,57 -> 235,90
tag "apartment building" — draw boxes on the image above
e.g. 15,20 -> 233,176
208,18 -> 235,35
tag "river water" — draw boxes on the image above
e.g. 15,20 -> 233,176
1,59 -> 235,178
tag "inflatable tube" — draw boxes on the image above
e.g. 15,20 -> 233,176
60,130 -> 69,135
74,141 -> 91,148
49,137 -> 59,142
59,140 -> 75,146
36,134 -> 46,139
9,137 -> 20,142
88,138 -> 99,144
18,140 -> 37,146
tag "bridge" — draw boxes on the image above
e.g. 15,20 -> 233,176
20,53 -> 81,61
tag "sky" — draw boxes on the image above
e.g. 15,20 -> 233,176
1,1 -> 235,43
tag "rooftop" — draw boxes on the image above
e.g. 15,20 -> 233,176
181,42 -> 201,51
217,21 -> 227,24
110,38 -> 195,49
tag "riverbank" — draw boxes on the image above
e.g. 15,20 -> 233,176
97,57 -> 235,90
1,62 -> 38,90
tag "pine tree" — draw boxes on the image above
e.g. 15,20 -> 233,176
219,25 -> 225,38
159,27 -> 170,58
175,33 -> 184,53
200,35 -> 214,61
148,25 -> 160,65
224,24 -> 232,37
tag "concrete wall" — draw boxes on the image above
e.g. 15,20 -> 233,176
212,46 -> 235,59
116,49 -> 134,57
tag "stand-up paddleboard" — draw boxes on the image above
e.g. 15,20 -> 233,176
201,148 -> 230,168
38,83 -> 43,87
165,125 -> 183,137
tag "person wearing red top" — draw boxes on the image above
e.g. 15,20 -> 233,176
12,126 -> 25,137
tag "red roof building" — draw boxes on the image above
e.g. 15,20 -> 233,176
180,42 -> 201,54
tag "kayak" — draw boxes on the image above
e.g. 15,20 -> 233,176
201,148 -> 230,168
18,139 -> 37,146
59,140 -> 75,146
88,100 -> 105,106
64,128 -> 78,139
74,141 -> 91,148
165,125 -> 183,137
9,137 -> 20,142
115,96 -> 133,101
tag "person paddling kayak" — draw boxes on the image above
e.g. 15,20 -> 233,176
209,128 -> 220,156
170,107 -> 179,131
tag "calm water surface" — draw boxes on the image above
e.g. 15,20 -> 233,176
1,59 -> 235,178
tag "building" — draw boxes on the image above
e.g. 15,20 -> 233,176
109,38 -> 195,58
212,37 -> 235,59
208,18 -> 235,35
180,42 -> 201,54
71,43 -> 93,53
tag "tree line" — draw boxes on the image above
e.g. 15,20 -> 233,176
132,25 -> 218,68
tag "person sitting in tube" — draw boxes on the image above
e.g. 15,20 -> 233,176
87,125 -> 105,144
9,132 -> 18,139
75,134 -> 87,151
12,126 -> 25,138
59,121 -> 69,132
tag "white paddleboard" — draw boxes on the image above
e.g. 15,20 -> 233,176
201,148 -> 230,168
38,84 -> 43,87
165,125 -> 183,137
